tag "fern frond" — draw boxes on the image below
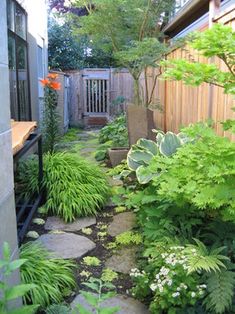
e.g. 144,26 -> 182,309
184,239 -> 229,273
203,269 -> 235,314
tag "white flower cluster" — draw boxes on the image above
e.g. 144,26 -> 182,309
196,284 -> 207,296
150,267 -> 172,293
161,249 -> 189,270
130,268 -> 146,278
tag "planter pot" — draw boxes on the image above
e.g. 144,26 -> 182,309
108,147 -> 129,167
127,104 -> 155,146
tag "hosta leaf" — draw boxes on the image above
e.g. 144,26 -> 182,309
136,165 -> 154,184
137,138 -> 158,155
159,132 -> 182,156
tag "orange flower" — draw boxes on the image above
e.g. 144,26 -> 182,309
47,73 -> 58,79
40,78 -> 50,86
49,81 -> 61,90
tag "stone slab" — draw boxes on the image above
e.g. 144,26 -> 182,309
105,247 -> 137,274
108,212 -> 135,237
38,233 -> 96,259
71,294 -> 150,314
45,216 -> 96,232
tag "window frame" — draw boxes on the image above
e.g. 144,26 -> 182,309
7,0 -> 32,121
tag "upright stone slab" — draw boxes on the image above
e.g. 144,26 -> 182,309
71,294 -> 150,314
38,233 -> 96,259
45,216 -> 96,232
108,212 -> 135,237
105,247 -> 137,274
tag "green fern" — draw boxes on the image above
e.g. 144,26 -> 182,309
184,239 -> 229,273
204,269 -> 235,314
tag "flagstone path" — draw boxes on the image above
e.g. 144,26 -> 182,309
37,128 -> 148,313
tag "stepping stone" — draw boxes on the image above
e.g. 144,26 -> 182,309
38,233 -> 96,259
108,212 -> 135,237
71,294 -> 150,314
108,177 -> 123,187
105,247 -> 137,274
45,216 -> 96,232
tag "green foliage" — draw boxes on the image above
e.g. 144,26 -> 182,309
46,304 -> 70,314
20,242 -> 76,308
131,244 -> 207,313
18,152 -> 110,222
204,269 -> 235,314
150,125 -> 235,221
60,128 -> 80,143
42,86 -> 60,153
76,0 -> 174,106
73,277 -> 120,314
99,115 -> 128,147
116,231 -> 142,246
48,18 -> 116,70
101,269 -> 118,283
163,23 -> 235,133
184,239 -> 228,274
164,24 -> 235,95
127,131 -> 187,183
0,242 -> 38,314
82,256 -> 101,267
114,206 -> 127,213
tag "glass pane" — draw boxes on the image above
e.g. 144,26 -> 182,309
7,0 -> 15,31
15,5 -> 26,39
8,36 -> 18,119
17,41 -> 30,120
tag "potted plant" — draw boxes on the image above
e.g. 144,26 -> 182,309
75,0 -> 174,145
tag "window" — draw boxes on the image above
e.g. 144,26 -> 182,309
7,0 -> 31,121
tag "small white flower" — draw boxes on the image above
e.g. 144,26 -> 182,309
191,292 -> 196,298
150,283 -> 158,292
172,292 -> 180,298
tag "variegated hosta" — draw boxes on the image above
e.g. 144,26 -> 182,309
127,132 -> 188,184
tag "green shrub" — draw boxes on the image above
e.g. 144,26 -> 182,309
19,152 -> 110,222
99,115 -> 128,147
116,231 -> 142,246
151,125 -> 235,221
20,242 -> 76,308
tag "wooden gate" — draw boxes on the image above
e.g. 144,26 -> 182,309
83,69 -> 110,117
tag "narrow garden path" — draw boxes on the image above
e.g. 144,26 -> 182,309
29,128 -> 149,313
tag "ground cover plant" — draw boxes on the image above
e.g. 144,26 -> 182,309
18,152 -> 110,222
20,242 -> 76,308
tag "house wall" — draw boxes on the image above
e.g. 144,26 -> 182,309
19,0 -> 48,123
0,0 -> 21,307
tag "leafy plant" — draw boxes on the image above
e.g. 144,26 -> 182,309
20,242 -> 76,308
99,115 -> 129,147
204,269 -> 235,314
82,256 -> 101,267
40,73 -> 61,153
184,239 -> 229,274
18,152 -> 110,222
131,244 -> 207,313
0,242 -> 38,314
116,231 -> 142,246
101,269 -> 118,283
73,277 -> 120,314
127,132 -> 188,183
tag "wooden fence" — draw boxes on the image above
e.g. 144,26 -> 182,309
150,7 -> 235,140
